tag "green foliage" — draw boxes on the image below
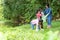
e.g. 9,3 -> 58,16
51,0 -> 60,16
3,0 -> 42,26
3,0 -> 60,26
0,0 -> 4,21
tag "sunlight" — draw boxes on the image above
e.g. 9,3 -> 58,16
0,32 -> 6,40
47,30 -> 59,40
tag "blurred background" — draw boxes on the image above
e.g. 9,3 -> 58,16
0,0 -> 60,40
0,0 -> 60,26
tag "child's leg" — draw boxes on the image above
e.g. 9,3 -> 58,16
41,20 -> 43,29
36,24 -> 39,31
38,25 -> 40,29
39,20 -> 43,29
40,25 -> 41,29
30,22 -> 34,30
38,22 -> 41,29
41,23 -> 43,29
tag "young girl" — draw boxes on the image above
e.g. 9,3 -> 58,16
30,8 -> 44,31
36,8 -> 43,29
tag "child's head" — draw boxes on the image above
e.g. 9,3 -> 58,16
36,7 -> 42,14
36,7 -> 42,20
39,7 -> 42,12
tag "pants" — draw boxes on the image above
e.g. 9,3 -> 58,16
30,22 -> 40,30
47,17 -> 52,26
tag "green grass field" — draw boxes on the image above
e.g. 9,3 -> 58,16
0,21 -> 60,40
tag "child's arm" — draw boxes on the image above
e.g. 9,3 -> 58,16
41,12 -> 44,17
45,13 -> 50,18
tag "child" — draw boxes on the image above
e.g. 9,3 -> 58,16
30,8 -> 44,31
30,19 -> 39,31
36,8 -> 44,29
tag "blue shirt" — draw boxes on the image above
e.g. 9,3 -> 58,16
44,8 -> 52,18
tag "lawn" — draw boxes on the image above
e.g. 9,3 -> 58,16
0,0 -> 60,40
0,21 -> 60,40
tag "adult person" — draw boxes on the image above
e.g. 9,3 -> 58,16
44,4 -> 52,28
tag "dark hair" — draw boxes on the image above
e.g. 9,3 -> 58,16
46,3 -> 49,8
39,7 -> 42,10
36,7 -> 42,13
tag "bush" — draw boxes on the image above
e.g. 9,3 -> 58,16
3,0 -> 60,26
3,0 -> 42,26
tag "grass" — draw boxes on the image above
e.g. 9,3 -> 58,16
0,21 -> 60,40
0,2 -> 60,40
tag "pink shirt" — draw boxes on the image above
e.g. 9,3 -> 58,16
36,11 -> 42,20
31,19 -> 38,25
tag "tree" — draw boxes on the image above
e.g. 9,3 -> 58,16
3,0 -> 60,26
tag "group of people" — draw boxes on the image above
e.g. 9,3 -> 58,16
30,4 -> 52,31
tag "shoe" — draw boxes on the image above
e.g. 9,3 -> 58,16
36,29 -> 39,32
